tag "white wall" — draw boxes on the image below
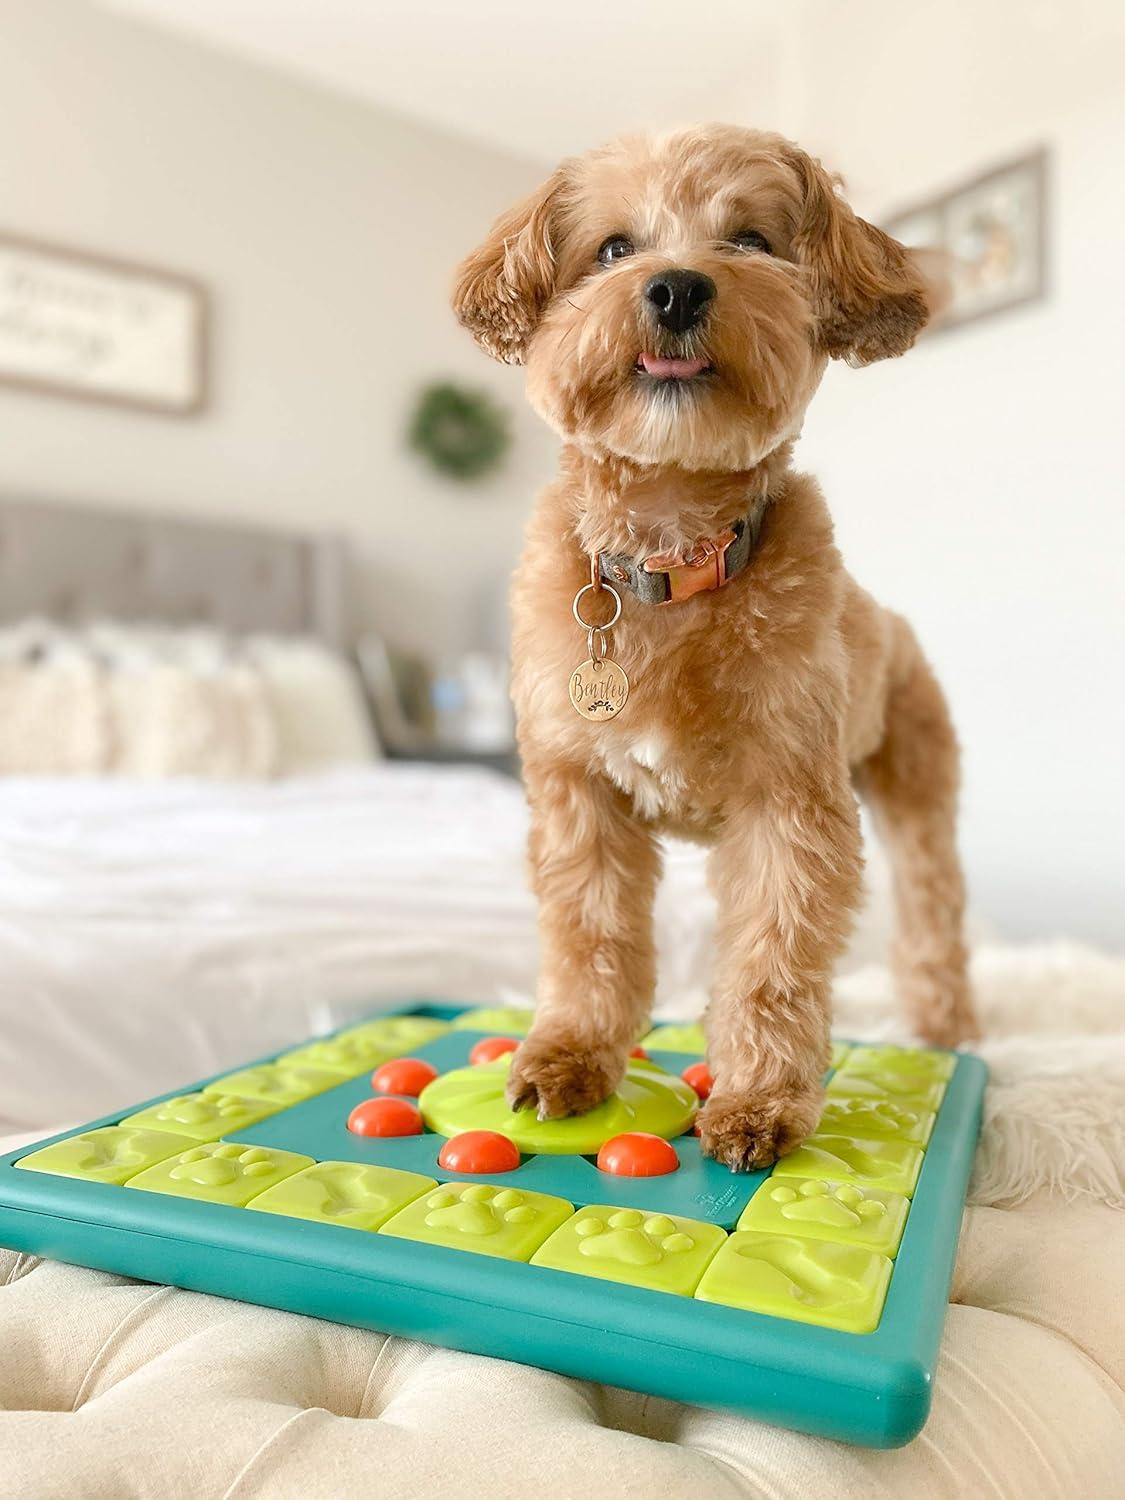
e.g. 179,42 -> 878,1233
0,0 -> 553,657
768,1 -> 1125,948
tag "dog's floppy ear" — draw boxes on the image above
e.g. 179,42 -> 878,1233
785,147 -> 931,366
453,170 -> 566,365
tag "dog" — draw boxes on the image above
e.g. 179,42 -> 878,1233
452,125 -> 979,1171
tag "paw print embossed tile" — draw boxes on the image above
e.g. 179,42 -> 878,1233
772,1133 -> 924,1198
125,1142 -> 312,1206
334,1015 -> 452,1053
695,1232 -> 893,1333
248,1161 -> 435,1232
15,1126 -> 197,1186
379,1182 -> 573,1261
201,1063 -> 340,1108
817,1095 -> 936,1146
737,1177 -> 910,1258
122,1091 -> 276,1141
274,1036 -> 396,1079
826,1070 -> 947,1111
531,1205 -> 726,1295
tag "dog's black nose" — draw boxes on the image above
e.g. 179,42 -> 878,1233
644,269 -> 716,334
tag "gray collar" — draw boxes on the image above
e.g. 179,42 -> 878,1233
596,497 -> 770,605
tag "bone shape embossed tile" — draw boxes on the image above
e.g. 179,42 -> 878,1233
248,1161 -> 436,1231
695,1232 -> 894,1332
14,1126 -> 197,1186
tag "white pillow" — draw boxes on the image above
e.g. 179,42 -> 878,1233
0,620 -> 109,774
246,635 -> 379,774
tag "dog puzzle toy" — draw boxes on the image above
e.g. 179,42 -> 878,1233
0,1004 -> 986,1447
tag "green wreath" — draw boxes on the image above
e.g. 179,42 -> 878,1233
408,381 -> 511,481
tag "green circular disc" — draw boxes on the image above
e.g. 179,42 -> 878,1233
419,1059 -> 698,1154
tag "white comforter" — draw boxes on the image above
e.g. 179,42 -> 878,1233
0,764 -> 901,1133
0,766 -> 546,1130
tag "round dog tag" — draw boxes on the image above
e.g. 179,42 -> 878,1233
569,657 -> 630,720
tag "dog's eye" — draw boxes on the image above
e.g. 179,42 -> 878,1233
597,235 -> 635,266
729,230 -> 773,255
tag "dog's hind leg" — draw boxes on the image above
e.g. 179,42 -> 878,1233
854,616 -> 979,1047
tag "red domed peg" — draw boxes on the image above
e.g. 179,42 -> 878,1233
347,1097 -> 423,1137
438,1130 -> 520,1174
371,1057 -> 439,1097
596,1132 -> 679,1177
469,1036 -> 521,1065
681,1062 -> 714,1100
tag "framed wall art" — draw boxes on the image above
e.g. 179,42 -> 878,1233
0,232 -> 208,415
885,148 -> 1048,333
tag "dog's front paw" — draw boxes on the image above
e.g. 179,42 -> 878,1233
696,1084 -> 823,1172
505,1036 -> 621,1120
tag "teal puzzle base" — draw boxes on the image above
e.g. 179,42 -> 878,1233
0,1001 -> 986,1449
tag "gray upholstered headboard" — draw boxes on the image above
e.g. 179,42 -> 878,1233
0,497 -> 348,649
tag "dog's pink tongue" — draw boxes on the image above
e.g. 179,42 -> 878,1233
638,353 -> 708,379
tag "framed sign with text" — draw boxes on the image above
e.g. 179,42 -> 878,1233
0,232 -> 208,415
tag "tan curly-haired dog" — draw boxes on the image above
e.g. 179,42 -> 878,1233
453,125 -> 979,1171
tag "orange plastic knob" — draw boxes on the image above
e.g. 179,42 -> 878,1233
370,1058 -> 439,1097
596,1132 -> 679,1177
437,1130 -> 521,1173
347,1097 -> 423,1137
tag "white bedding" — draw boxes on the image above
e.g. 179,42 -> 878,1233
0,764 -> 902,1134
0,766 -> 546,1131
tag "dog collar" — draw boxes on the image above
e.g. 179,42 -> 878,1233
596,497 -> 770,605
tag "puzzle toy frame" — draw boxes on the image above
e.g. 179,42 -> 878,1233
0,1002 -> 986,1448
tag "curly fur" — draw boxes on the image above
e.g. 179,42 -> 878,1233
454,125 -> 977,1170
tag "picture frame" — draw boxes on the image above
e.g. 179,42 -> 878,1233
0,232 -> 208,415
885,148 -> 1048,333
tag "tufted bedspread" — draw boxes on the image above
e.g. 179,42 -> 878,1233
0,1194 -> 1122,1498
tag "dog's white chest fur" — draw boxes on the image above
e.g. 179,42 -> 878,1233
598,734 -> 687,820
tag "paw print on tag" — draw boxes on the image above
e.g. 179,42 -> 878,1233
532,1204 -> 726,1295
125,1140 -> 313,1206
738,1175 -> 909,1256
379,1180 -> 572,1261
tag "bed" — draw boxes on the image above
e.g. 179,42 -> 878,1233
0,498 -> 1122,1497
